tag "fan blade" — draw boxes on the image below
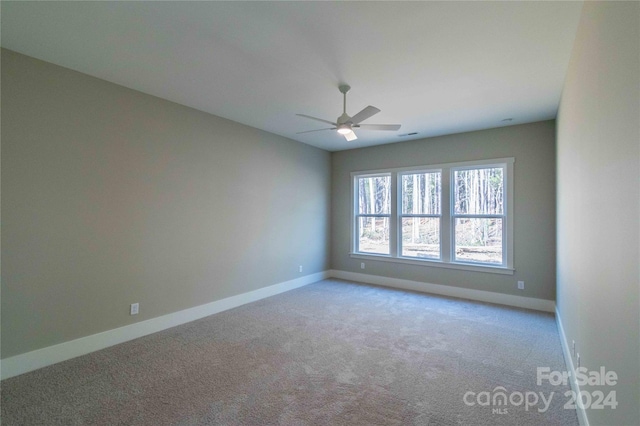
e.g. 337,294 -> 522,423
350,105 -> 381,124
296,127 -> 335,134
343,130 -> 358,141
356,124 -> 402,131
296,114 -> 337,126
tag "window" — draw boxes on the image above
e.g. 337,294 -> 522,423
351,158 -> 514,274
355,174 -> 391,255
453,167 -> 504,265
400,171 -> 441,259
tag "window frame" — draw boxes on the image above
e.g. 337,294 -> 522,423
354,173 -> 392,255
451,163 -> 507,266
350,158 -> 514,275
398,169 -> 443,261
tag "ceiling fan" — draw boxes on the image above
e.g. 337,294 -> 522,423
296,84 -> 401,141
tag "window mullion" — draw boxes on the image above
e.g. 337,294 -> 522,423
441,167 -> 451,263
390,172 -> 398,257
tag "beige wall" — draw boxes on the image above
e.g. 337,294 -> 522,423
556,2 -> 639,425
331,121 -> 557,300
1,49 -> 331,358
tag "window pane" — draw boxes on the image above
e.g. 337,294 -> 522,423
358,176 -> 391,214
454,218 -> 503,264
454,168 -> 503,215
358,217 -> 389,254
402,217 -> 440,259
402,172 -> 441,215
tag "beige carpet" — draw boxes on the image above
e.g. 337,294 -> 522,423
1,279 -> 577,425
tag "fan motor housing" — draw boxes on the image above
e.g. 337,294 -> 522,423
337,112 -> 352,125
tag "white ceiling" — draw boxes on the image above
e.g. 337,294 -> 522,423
1,1 -> 583,152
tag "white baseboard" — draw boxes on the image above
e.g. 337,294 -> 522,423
329,270 -> 556,313
555,308 -> 590,426
1,270 -> 554,380
0,271 -> 329,380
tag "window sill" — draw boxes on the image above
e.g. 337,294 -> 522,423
349,253 -> 515,275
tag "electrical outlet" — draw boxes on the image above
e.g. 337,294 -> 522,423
299,265 -> 303,273
576,353 -> 580,368
361,262 -> 365,270
517,281 -> 524,290
130,303 -> 139,315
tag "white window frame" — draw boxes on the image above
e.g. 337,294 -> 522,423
353,173 -> 392,255
350,158 -> 514,275
398,169 -> 443,261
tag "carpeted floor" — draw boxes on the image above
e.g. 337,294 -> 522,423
1,279 -> 578,425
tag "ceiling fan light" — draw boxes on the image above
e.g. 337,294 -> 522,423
337,125 -> 351,135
